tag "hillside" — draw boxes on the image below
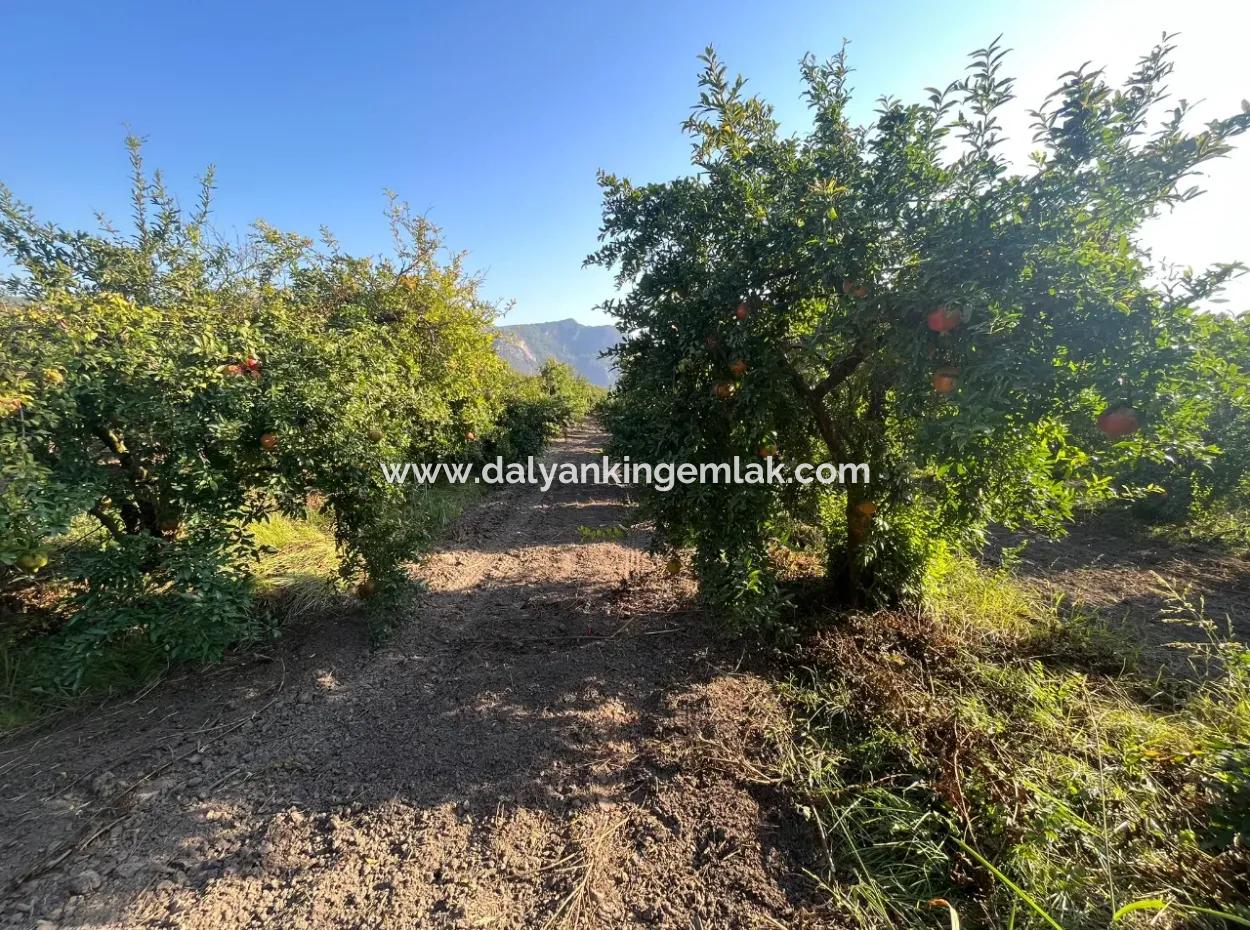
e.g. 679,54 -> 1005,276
495,318 -> 618,386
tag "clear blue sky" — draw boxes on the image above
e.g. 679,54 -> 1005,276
2,0 -> 1247,324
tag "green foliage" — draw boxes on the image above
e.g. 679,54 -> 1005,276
488,360 -> 602,461
0,139 -> 511,692
576,523 -> 627,541
1124,311 -> 1250,536
591,37 -> 1250,616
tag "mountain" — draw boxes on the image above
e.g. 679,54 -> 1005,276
495,318 -> 619,387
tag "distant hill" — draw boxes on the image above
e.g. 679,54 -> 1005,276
495,318 -> 619,387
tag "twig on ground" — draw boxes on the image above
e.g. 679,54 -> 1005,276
536,816 -> 629,930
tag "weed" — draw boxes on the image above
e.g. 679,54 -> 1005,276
576,524 -> 627,542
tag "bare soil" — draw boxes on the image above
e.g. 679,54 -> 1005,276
0,427 -> 817,930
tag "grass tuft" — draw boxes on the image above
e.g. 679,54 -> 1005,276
252,508 -> 343,622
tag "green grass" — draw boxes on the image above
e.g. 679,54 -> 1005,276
770,553 -> 1250,930
251,507 -> 343,622
1150,503 -> 1250,552
576,523 -> 628,541
404,480 -> 483,546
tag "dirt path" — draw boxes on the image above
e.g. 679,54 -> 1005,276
0,427 -> 813,930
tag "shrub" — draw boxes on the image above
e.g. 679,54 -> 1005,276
488,360 -> 603,461
591,38 -> 1250,617
0,140 -> 508,689
1124,311 -> 1250,535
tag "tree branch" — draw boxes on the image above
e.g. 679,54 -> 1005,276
92,425 -> 160,535
811,348 -> 867,399
786,365 -> 845,462
89,503 -> 127,543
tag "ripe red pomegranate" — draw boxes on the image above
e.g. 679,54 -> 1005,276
927,306 -> 962,333
932,367 -> 960,395
1097,406 -> 1140,438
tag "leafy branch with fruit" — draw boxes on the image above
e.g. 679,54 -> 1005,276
592,36 -> 1250,615
0,140 -> 591,689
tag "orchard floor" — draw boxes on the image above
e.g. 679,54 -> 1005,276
0,427 -> 815,930
989,513 -> 1250,662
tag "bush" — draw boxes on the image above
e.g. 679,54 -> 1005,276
591,38 -> 1250,618
1124,311 -> 1250,536
0,140 -> 509,690
488,360 -> 603,461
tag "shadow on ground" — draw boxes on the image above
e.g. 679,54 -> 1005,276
0,427 -> 816,930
